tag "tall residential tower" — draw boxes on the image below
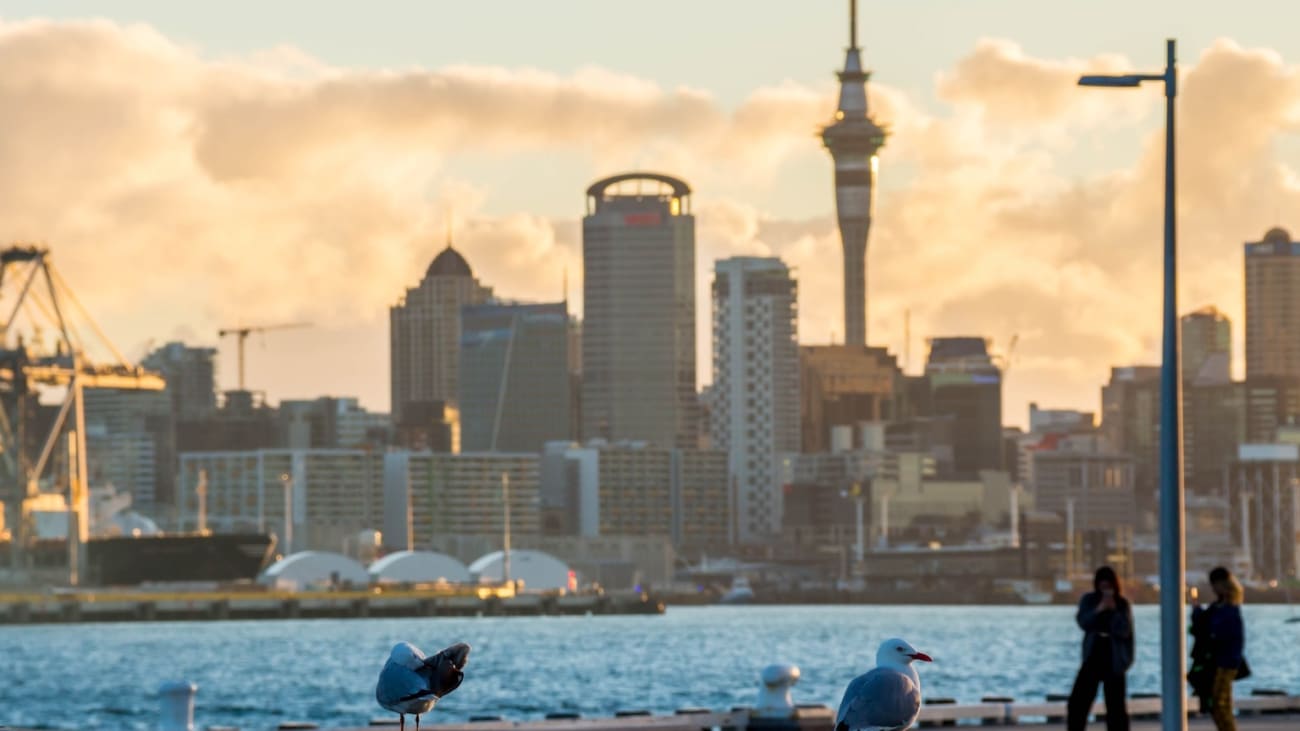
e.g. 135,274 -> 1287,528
822,0 -> 886,346
710,257 -> 799,544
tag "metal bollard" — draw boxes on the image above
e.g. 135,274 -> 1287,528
158,681 -> 197,731
754,663 -> 801,719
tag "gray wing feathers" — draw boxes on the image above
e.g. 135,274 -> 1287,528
836,668 -> 920,731
376,661 -> 430,707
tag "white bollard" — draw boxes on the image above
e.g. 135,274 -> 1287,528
755,663 -> 801,719
158,680 -> 198,731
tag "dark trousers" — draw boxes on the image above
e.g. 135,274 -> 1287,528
1066,660 -> 1129,731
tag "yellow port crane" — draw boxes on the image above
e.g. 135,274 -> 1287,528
0,244 -> 165,586
217,322 -> 310,391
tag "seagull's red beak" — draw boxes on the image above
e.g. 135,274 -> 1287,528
909,652 -> 933,662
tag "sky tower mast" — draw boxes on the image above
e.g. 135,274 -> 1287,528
822,0 -> 886,347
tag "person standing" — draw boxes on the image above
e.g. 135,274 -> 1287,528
1190,567 -> 1247,731
1066,566 -> 1134,731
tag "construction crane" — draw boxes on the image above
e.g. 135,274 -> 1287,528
217,322 -> 310,391
0,244 -> 165,585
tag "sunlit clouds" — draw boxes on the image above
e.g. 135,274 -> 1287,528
3,18 -> 1300,423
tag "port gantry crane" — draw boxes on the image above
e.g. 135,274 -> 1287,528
0,244 -> 164,585
217,321 -> 310,391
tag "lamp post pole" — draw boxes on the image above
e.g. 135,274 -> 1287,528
1080,39 -> 1184,731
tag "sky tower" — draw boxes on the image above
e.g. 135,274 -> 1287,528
822,0 -> 886,347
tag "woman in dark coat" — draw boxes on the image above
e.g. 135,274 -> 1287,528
1189,567 -> 1246,731
1066,566 -> 1134,731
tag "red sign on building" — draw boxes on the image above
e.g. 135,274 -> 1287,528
623,212 -> 662,226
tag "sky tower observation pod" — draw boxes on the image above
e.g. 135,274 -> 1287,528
585,172 -> 691,217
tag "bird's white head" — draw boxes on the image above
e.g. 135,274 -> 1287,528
876,638 -> 932,669
388,642 -> 427,670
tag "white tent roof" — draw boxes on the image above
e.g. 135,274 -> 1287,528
261,551 -> 369,586
368,550 -> 470,583
468,549 -> 571,591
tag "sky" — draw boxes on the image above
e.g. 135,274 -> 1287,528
3,2 -> 1300,428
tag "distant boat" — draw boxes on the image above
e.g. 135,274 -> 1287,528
719,576 -> 755,605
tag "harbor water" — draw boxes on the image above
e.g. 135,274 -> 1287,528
3,605 -> 1298,730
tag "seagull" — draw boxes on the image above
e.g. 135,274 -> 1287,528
376,641 -> 471,731
835,638 -> 932,731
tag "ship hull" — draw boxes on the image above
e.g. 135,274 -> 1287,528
87,533 -> 275,586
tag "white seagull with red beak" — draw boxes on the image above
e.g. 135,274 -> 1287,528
835,638 -> 932,731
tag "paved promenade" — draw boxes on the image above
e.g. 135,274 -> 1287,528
981,717 -> 1300,730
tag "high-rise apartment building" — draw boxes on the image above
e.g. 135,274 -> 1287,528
458,301 -> 571,452
141,342 -> 217,421
1100,365 -> 1161,507
82,389 -> 172,511
1181,307 -> 1231,386
1246,227 -> 1300,380
710,257 -> 800,543
581,173 -> 697,448
924,337 -> 1003,475
821,0 -> 886,346
390,242 -> 492,420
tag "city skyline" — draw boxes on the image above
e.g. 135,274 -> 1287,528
5,9 -> 1300,426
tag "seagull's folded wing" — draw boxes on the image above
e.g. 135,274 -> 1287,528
835,668 -> 920,731
377,661 -> 433,708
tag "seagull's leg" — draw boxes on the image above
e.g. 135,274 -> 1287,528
416,714 -> 421,731
400,714 -> 405,731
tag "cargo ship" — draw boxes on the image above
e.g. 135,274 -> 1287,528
11,485 -> 276,586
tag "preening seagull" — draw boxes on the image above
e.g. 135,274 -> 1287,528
835,638 -> 932,731
376,641 -> 471,731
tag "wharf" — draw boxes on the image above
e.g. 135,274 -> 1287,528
333,694 -> 1300,731
0,587 -> 664,624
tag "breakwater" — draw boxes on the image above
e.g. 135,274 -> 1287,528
0,587 -> 664,624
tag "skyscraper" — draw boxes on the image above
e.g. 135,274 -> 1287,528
458,301 -> 571,452
390,241 -> 492,421
582,172 -> 697,448
710,257 -> 800,544
1245,227 -> 1300,380
822,0 -> 886,347
924,337 -> 1002,475
1181,306 -> 1231,386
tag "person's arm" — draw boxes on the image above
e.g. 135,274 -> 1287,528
1076,593 -> 1099,631
1110,599 -> 1134,639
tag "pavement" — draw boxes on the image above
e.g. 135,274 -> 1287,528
973,715 -> 1300,730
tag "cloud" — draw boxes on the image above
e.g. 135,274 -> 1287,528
3,18 -> 1300,427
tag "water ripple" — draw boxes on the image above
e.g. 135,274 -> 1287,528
0,605 -> 1296,730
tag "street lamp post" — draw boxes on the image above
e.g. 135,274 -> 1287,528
280,473 -> 294,556
1080,39 -> 1185,731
